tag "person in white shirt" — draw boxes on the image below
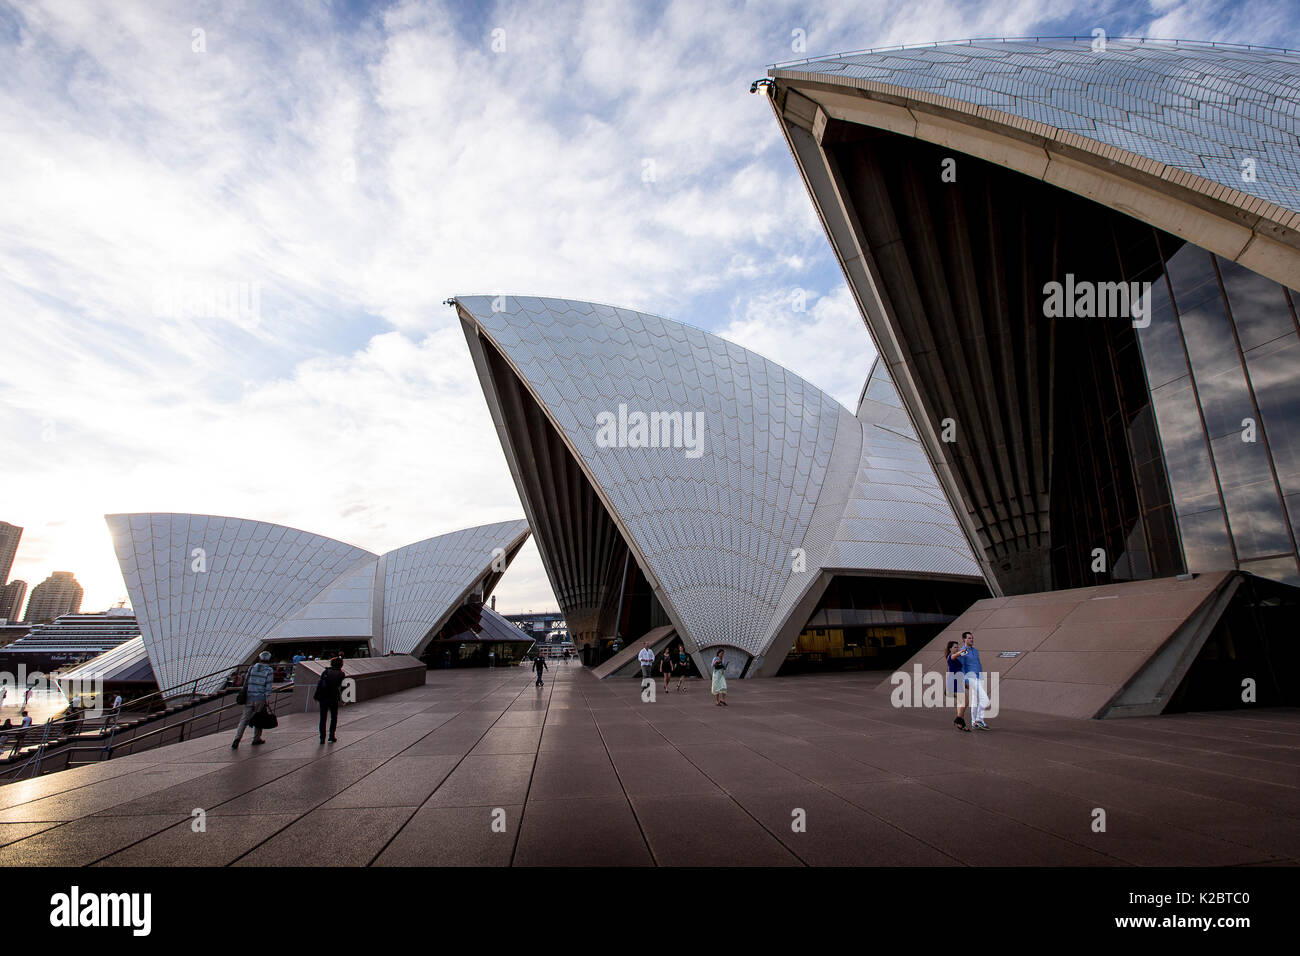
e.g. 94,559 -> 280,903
637,644 -> 655,680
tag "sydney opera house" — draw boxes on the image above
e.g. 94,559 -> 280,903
99,38 -> 1300,719
104,514 -> 530,696
758,37 -> 1300,713
455,295 -> 988,679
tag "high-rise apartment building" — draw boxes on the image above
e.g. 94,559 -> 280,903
23,570 -> 84,625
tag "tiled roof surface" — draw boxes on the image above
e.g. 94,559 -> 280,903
773,38 -> 1300,215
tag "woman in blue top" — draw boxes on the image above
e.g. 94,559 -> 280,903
946,641 -> 969,732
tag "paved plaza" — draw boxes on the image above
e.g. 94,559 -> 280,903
0,665 -> 1297,866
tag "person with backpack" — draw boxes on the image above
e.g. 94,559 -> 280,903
231,651 -> 275,749
315,657 -> 346,744
533,654 -> 548,687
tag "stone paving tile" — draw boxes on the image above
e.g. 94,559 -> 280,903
3,667 -> 1297,867
916,769 -> 1284,866
423,753 -> 535,807
675,743 -> 810,793
743,739 -> 901,787
207,757 -> 389,815
1072,757 -> 1300,819
373,804 -> 520,866
631,793 -> 800,866
0,820 -> 65,847
322,755 -> 460,809
471,725 -> 544,755
0,759 -> 167,811
526,751 -> 624,801
93,813 -> 300,866
0,764 -> 227,823
609,749 -> 728,798
514,795 -> 651,866
0,813 -> 187,865
997,764 -> 1300,859
92,758 -> 312,816
726,785 -> 953,866
828,779 -> 1116,866
233,807 -> 416,866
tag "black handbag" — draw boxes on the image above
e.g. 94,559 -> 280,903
250,704 -> 278,729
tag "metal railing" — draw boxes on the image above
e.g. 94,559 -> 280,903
56,684 -> 295,771
0,661 -> 295,782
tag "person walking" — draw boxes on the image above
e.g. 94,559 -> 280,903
637,643 -> 655,680
946,640 -> 969,732
658,647 -> 674,693
231,651 -> 275,749
711,649 -> 728,706
533,654 -> 548,687
314,657 -> 346,744
675,646 -> 690,693
959,631 -> 991,730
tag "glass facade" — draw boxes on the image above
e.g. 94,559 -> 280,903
1136,238 -> 1300,586
778,575 -> 989,674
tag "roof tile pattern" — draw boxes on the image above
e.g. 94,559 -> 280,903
382,519 -> 530,655
459,297 -> 981,660
106,515 -> 528,694
774,39 -> 1300,215
106,514 -> 373,694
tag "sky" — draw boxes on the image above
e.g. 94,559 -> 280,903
1,0 -> 1297,617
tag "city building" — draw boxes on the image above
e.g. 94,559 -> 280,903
0,522 -> 25,622
23,570 -> 83,625
0,580 -> 27,623
762,37 -> 1300,712
0,607 -> 139,673
105,514 -> 530,695
0,522 -> 20,583
455,295 -> 988,678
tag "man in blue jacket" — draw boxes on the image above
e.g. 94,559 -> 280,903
960,632 -> 992,730
232,651 -> 276,749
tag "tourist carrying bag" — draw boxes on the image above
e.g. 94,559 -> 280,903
250,702 -> 278,729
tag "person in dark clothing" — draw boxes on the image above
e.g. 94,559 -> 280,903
314,658 -> 346,744
533,655 -> 548,686
946,640 -> 969,732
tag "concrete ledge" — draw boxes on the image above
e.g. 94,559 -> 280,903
291,655 -> 426,711
590,626 -> 676,679
883,573 -> 1236,719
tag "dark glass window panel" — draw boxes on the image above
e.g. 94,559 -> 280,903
1145,504 -> 1183,577
1151,377 -> 1219,513
1136,457 -> 1172,513
1244,336 -> 1300,499
1135,272 -> 1188,389
1166,249 -> 1251,425
1128,404 -> 1161,469
1217,257 -> 1298,351
1240,555 -> 1300,587
1288,493 -> 1300,552
1210,432 -> 1291,559
1193,361 -> 1257,440
1178,508 -> 1235,572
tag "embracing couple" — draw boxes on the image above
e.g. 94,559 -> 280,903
945,631 -> 991,732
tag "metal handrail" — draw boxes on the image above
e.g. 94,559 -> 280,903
61,684 -> 295,768
57,659 -> 284,719
1,686 -> 295,780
